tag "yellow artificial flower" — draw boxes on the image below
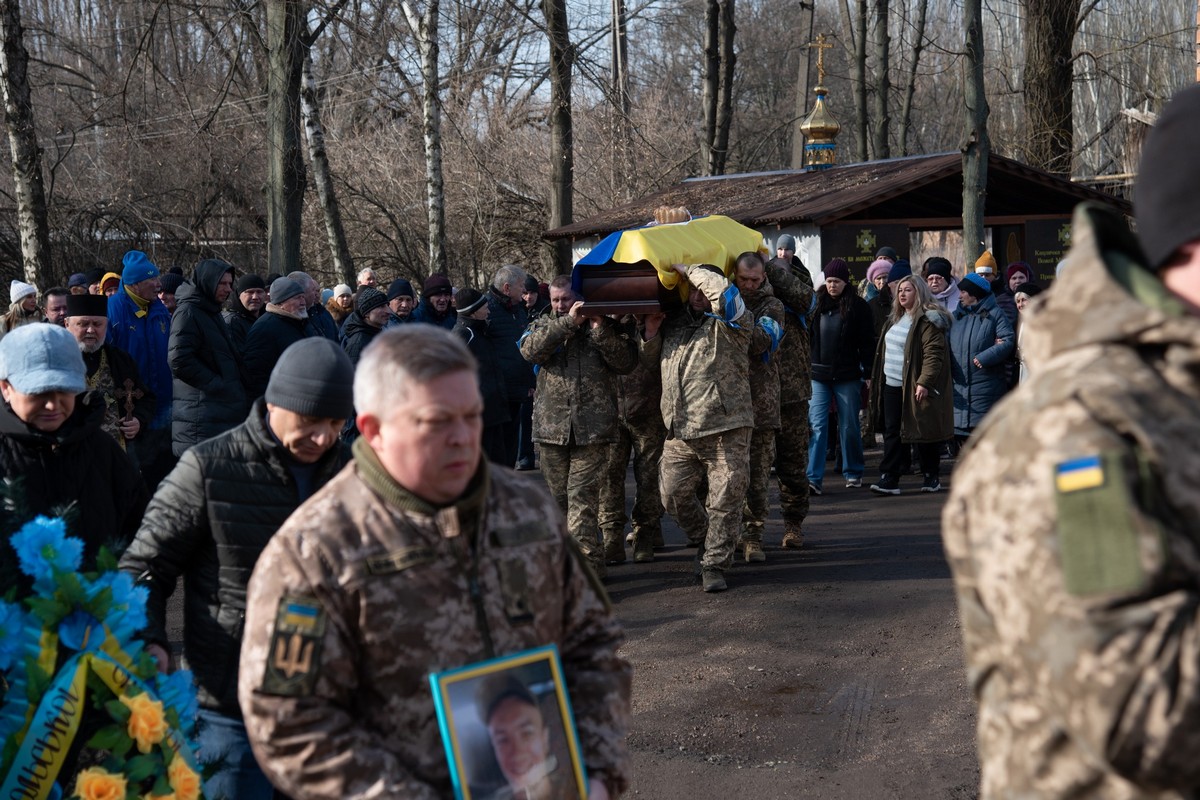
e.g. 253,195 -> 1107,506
168,758 -> 202,800
119,692 -> 168,753
74,767 -> 128,800
141,794 -> 176,800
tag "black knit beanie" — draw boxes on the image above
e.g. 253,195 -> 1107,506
1135,83 -> 1200,269
235,273 -> 265,294
357,286 -> 388,316
265,338 -> 355,419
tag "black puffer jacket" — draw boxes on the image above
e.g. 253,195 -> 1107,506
486,287 -> 534,402
119,399 -> 350,716
169,260 -> 248,456
243,307 -> 310,398
222,302 -> 259,353
0,395 -> 148,595
808,289 -> 877,383
340,311 -> 381,366
454,316 -> 511,427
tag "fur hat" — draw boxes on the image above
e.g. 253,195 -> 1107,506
960,272 -> 992,300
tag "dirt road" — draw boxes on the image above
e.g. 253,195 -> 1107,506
603,452 -> 980,799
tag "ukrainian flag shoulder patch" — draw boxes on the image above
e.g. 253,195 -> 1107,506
1056,455 -> 1105,493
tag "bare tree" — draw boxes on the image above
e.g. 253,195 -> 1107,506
543,0 -> 573,271
701,0 -> 719,173
266,0 -> 309,276
1022,0 -> 1082,174
898,0 -> 928,155
789,0 -> 816,169
0,0 -> 51,287
870,0 -> 890,158
300,53 -> 355,285
403,0 -> 447,275
849,0 -> 868,161
962,0 -> 988,266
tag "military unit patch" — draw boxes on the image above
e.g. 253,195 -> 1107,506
366,546 -> 436,575
262,595 -> 326,696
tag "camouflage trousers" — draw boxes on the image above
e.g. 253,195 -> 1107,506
661,427 -> 752,570
598,414 -> 666,547
539,442 -> 608,569
774,400 -> 811,525
741,426 -> 779,544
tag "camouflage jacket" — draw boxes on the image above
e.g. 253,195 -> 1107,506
611,316 -> 665,424
640,265 -> 754,440
520,312 -> 637,446
765,258 -> 814,404
239,444 -> 631,799
942,204 -> 1200,799
742,282 -> 785,430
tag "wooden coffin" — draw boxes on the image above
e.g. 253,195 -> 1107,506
575,260 -> 683,316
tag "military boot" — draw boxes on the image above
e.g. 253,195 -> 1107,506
781,521 -> 804,549
743,541 -> 766,562
632,532 -> 655,563
741,521 -> 766,562
701,567 -> 728,593
602,528 -> 627,566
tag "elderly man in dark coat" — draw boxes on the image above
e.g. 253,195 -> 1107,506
121,338 -> 353,800
169,258 -> 248,456
243,277 -> 311,398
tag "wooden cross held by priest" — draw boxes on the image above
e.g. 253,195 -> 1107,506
116,378 -> 143,422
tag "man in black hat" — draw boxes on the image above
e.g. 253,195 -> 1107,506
121,337 -> 354,800
244,277 -> 312,398
453,286 -> 510,465
411,273 -> 456,329
65,293 -> 156,448
224,273 -> 267,351
385,278 -> 416,328
341,285 -> 390,366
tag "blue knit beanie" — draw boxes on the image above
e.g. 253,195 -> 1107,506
960,272 -> 992,300
121,250 -> 159,285
886,259 -> 912,284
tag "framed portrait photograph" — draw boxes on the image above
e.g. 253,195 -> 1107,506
430,644 -> 588,800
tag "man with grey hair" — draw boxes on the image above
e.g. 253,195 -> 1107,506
289,270 -> 339,342
239,325 -> 631,800
486,264 -> 535,466
356,267 -> 378,289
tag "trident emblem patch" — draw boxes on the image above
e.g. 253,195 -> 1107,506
262,595 -> 326,696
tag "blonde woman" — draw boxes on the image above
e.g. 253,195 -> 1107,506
867,274 -> 954,495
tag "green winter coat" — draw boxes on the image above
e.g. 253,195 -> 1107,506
869,307 -> 954,443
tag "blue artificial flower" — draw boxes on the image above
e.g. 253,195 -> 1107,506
87,571 -> 148,645
10,516 -> 82,594
156,669 -> 200,734
57,610 -> 106,653
0,600 -> 28,672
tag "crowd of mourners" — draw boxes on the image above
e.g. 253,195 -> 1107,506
0,239 -> 1039,799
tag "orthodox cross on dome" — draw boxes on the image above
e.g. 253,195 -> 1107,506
807,33 -> 833,85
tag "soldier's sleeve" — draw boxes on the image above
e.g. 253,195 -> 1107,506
558,529 -> 632,797
118,450 -> 209,648
637,326 -> 663,372
519,314 -> 575,365
943,399 -> 1200,790
764,260 -> 814,313
589,319 -> 638,376
239,535 -> 443,800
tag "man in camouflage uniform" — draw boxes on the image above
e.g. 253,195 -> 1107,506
765,256 -> 815,548
239,326 -> 630,800
519,275 -> 637,576
641,263 -> 758,593
942,84 -> 1200,799
597,317 -> 667,565
733,252 -> 785,563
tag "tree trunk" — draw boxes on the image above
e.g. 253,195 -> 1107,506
542,0 -> 573,271
711,0 -> 735,175
266,0 -> 308,277
852,0 -> 868,162
610,0 -> 633,200
1022,0 -> 1080,174
962,0 -> 989,267
898,0 -> 927,155
789,0 -> 815,169
871,0 -> 890,159
403,0 -> 447,275
0,0 -> 52,288
700,0 -> 719,175
300,53 -> 355,285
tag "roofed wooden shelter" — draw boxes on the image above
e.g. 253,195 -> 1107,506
546,152 -> 1131,285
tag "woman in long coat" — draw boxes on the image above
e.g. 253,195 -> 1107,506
949,272 -> 1015,439
868,274 -> 954,495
